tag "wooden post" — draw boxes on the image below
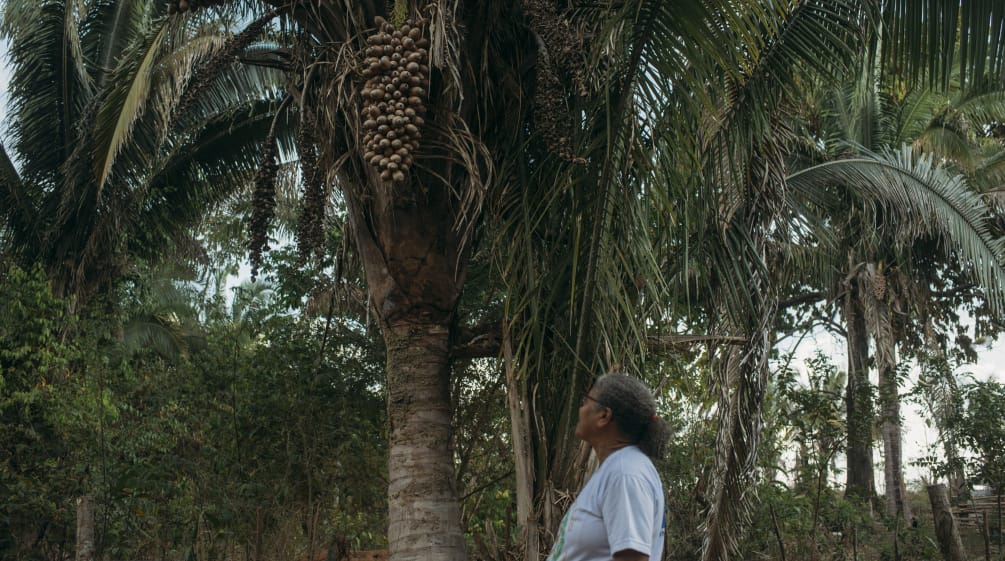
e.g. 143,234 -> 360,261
982,511 -> 991,561
926,484 -> 968,561
75,494 -> 95,561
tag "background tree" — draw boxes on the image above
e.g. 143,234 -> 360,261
0,0 -> 286,308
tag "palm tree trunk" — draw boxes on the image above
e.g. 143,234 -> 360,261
869,269 -> 911,522
344,168 -> 470,561
844,270 -> 876,504
384,321 -> 466,561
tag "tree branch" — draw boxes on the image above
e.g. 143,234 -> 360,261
778,291 -> 826,310
452,323 -> 749,359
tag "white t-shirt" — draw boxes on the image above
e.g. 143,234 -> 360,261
547,446 -> 665,561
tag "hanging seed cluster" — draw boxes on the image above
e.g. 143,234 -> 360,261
523,0 -> 588,164
871,270 -> 887,301
249,131 -> 280,282
296,107 -> 327,262
360,16 -> 429,184
166,0 -> 226,14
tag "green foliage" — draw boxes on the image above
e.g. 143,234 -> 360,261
0,261 -> 80,559
957,380 -> 1005,492
0,257 -> 390,560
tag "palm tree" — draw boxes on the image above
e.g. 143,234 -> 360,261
783,39 -> 1005,516
0,0 -> 287,309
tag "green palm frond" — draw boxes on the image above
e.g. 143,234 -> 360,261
914,126 -> 977,171
788,145 -> 1005,312
122,312 -> 191,359
130,98 -> 291,260
1,0 -> 90,186
954,89 -> 1005,126
971,147 -> 1005,196
80,0 -> 152,87
92,21 -> 170,195
0,143 -> 40,255
0,0 -> 287,305
881,0 -> 1005,91
893,86 -> 946,146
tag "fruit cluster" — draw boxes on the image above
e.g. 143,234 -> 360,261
360,16 -> 430,184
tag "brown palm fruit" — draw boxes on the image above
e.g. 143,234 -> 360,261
249,130 -> 280,282
359,16 -> 429,184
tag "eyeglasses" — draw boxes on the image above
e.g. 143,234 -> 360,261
580,393 -> 602,407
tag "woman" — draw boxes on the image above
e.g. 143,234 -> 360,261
547,373 -> 670,561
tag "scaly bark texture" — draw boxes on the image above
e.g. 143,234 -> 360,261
384,322 -> 465,561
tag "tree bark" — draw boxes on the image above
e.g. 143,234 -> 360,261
74,494 -> 95,561
345,171 -> 470,561
926,484 -> 967,561
844,273 -> 876,504
384,322 -> 466,561
870,271 -> 911,522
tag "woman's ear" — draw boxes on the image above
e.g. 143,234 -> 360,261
596,406 -> 613,426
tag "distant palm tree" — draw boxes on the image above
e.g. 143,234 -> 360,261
0,0 -> 287,309
784,58 -> 1005,518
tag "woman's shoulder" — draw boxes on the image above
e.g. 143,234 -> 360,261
605,446 -> 657,476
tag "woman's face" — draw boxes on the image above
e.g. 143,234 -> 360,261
574,390 -> 607,440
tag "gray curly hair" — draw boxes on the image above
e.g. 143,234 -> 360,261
591,372 -> 670,460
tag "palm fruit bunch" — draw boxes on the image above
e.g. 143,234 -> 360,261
360,16 -> 430,184
249,131 -> 280,282
167,0 -> 227,15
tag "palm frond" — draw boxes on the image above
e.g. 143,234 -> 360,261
79,0 -> 150,88
0,143 -> 40,255
92,22 -> 170,196
892,86 -> 945,147
122,312 -> 190,360
881,0 -> 1005,91
130,98 -> 292,260
788,146 -> 1005,313
1,0 -> 90,186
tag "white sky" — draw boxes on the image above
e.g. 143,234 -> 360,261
780,322 -> 1004,488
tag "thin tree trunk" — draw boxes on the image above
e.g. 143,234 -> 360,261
922,322 -> 966,501
74,494 -> 95,561
982,511 -> 991,561
384,321 -> 466,561
870,271 -> 911,522
844,271 -> 875,504
503,320 -> 539,561
926,484 -> 967,561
